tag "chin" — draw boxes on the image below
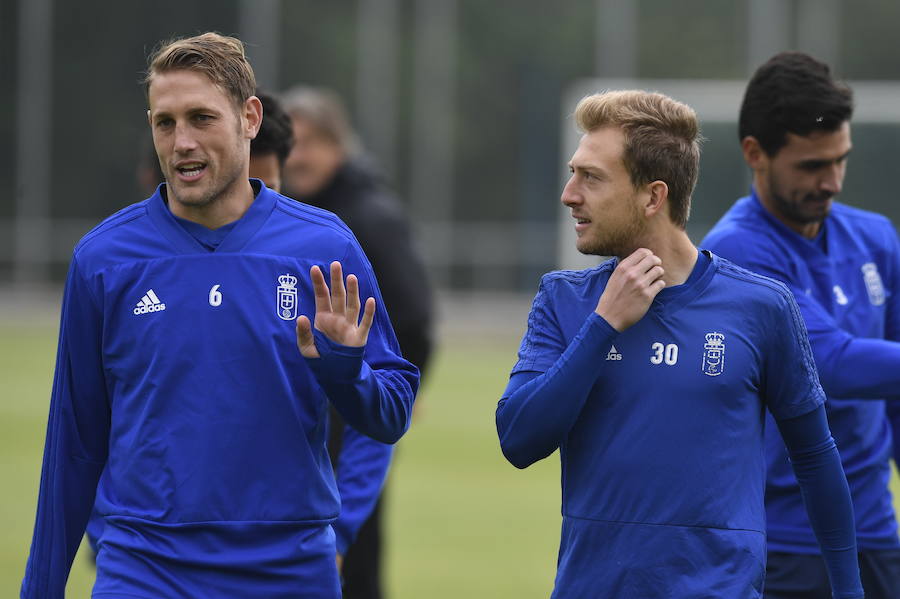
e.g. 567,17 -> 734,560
171,187 -> 215,208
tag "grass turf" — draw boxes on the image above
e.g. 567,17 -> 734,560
1,323 -> 897,597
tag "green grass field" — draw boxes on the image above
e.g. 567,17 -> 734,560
1,319 -> 898,597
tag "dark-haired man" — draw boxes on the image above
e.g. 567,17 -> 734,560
21,33 -> 417,599
249,90 -> 294,193
703,51 -> 900,598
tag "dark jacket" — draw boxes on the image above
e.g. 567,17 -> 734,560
296,159 -> 434,379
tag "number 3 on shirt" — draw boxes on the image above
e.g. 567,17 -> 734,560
209,284 -> 223,307
650,342 -> 678,365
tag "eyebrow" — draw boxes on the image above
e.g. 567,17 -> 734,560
796,149 -> 852,168
569,162 -> 606,177
152,106 -> 221,120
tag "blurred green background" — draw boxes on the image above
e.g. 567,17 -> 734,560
3,309 -> 899,598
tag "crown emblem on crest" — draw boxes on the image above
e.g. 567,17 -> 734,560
702,331 -> 725,377
278,274 -> 298,289
861,263 -> 885,306
704,332 -> 725,346
276,273 -> 299,321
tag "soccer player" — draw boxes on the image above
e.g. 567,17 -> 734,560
21,32 -> 418,599
702,52 -> 900,598
496,90 -> 864,598
249,89 -> 294,194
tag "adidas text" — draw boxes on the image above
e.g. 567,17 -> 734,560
134,303 -> 166,315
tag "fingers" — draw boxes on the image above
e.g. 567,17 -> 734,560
346,274 -> 361,324
633,249 -> 662,273
329,261 -> 346,315
641,264 -> 665,287
619,247 -> 655,267
357,297 -> 376,341
620,249 -> 664,286
295,315 -> 320,358
310,265 -> 332,314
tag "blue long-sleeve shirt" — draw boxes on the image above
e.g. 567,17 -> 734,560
497,251 -> 863,598
703,190 -> 900,553
21,181 -> 418,599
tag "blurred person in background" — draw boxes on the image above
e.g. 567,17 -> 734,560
497,89 -> 863,598
280,85 -> 435,599
248,89 -> 294,194
702,51 -> 900,599
21,32 -> 418,598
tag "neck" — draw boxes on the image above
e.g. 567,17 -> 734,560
752,176 -> 822,239
632,226 -> 698,286
168,178 -> 256,230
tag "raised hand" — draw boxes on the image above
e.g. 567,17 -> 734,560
296,261 -> 376,358
595,248 -> 666,332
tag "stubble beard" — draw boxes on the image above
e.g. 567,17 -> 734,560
168,156 -> 246,212
577,206 -> 646,259
166,120 -> 248,211
768,172 -> 833,227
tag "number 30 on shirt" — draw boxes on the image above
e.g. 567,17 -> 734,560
650,342 -> 678,365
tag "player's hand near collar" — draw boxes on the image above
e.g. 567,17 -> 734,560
297,261 -> 376,358
595,248 -> 665,332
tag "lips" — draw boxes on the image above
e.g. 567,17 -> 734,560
174,161 -> 207,181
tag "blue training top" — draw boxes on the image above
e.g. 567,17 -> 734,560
82,188 -> 394,559
703,190 -> 900,554
21,181 -> 418,599
497,251 -> 862,598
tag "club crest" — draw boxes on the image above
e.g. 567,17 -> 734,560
702,331 -> 725,377
861,263 -> 885,306
277,274 -> 299,321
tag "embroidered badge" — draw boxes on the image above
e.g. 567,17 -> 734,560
277,274 -> 299,321
861,263 -> 885,306
702,332 -> 725,377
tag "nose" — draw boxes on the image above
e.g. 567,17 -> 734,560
173,122 -> 198,154
560,175 -> 580,207
819,163 -> 844,196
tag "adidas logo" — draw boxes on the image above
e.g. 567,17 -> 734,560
133,289 -> 166,315
606,345 -> 622,361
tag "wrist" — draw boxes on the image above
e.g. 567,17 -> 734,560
306,330 -> 365,380
594,309 -> 624,332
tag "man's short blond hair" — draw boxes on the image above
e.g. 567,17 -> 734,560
574,90 -> 701,228
143,32 -> 256,110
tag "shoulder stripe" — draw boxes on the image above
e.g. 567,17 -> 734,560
541,259 -> 617,287
714,259 -> 793,296
714,258 -> 822,398
74,202 -> 149,254
273,197 -> 357,241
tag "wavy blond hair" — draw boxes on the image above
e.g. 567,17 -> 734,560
144,32 -> 256,110
575,90 -> 701,228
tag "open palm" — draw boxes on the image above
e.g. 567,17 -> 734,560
296,261 -> 376,358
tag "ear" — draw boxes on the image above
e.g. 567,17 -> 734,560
741,136 -> 768,171
244,96 -> 263,140
146,109 -> 152,127
643,180 -> 669,219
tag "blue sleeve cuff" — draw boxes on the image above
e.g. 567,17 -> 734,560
585,311 -> 620,339
304,330 -> 365,381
